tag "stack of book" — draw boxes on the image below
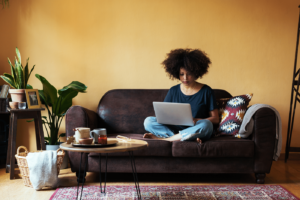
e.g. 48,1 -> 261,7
0,85 -> 9,112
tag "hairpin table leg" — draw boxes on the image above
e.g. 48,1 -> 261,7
99,153 -> 108,194
128,151 -> 141,199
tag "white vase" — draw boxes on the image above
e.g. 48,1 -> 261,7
46,144 -> 69,169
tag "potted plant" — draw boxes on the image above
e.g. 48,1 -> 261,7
0,47 -> 35,103
34,74 -> 87,168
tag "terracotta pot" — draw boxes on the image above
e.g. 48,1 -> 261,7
9,89 -> 26,102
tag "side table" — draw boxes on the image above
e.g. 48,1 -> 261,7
60,139 -> 148,200
6,108 -> 45,180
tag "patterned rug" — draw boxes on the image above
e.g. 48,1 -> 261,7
50,185 -> 299,200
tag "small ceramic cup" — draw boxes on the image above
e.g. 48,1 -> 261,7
74,127 -> 90,143
90,128 -> 106,144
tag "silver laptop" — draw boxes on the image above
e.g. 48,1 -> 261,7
153,102 -> 194,126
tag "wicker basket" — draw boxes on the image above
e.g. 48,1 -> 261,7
15,146 -> 65,188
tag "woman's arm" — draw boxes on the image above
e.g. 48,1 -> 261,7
193,109 -> 219,125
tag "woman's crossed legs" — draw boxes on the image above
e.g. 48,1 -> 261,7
143,116 -> 213,143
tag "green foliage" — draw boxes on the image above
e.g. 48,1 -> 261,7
1,0 -> 9,9
0,47 -> 35,89
35,74 -> 87,145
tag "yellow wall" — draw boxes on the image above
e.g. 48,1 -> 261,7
0,0 -> 300,154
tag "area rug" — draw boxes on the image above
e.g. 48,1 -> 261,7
50,185 -> 299,200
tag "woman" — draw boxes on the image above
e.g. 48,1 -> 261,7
143,48 -> 219,143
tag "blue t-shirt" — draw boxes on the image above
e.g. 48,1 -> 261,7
164,84 -> 218,119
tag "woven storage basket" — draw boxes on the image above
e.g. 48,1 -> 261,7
15,146 -> 65,188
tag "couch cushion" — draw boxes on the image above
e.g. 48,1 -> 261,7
218,93 -> 253,136
172,136 -> 254,157
88,133 -> 172,157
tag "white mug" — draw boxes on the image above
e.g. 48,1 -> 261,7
90,128 -> 106,144
74,127 -> 90,143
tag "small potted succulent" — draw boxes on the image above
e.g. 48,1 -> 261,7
0,47 -> 35,105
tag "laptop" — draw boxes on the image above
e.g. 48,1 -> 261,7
153,102 -> 194,126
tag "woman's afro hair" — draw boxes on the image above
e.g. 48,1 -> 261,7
161,48 -> 211,80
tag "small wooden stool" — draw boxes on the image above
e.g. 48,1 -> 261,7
6,108 -> 45,180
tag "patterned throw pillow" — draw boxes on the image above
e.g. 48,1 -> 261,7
217,93 -> 253,136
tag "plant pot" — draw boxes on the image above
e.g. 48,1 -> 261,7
9,89 -> 26,102
46,144 -> 69,169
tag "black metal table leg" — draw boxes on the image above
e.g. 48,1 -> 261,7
99,153 -> 108,195
128,151 -> 141,199
76,153 -> 88,200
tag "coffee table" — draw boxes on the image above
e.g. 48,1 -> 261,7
60,138 -> 148,200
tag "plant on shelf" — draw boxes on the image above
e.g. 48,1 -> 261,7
0,47 -> 35,102
35,74 -> 87,145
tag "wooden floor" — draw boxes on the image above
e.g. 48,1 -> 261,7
0,160 -> 300,200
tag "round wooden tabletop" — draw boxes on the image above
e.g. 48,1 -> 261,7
60,138 -> 148,153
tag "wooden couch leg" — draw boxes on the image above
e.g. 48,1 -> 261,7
255,173 -> 266,184
76,171 -> 86,183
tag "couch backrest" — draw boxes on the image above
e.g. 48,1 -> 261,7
97,89 -> 232,134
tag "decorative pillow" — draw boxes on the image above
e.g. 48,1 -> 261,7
217,93 -> 253,136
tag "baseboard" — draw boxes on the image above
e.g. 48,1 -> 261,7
278,153 -> 300,160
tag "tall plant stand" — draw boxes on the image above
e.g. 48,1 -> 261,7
285,5 -> 300,162
5,108 -> 45,179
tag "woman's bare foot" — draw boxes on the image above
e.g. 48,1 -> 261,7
196,138 -> 202,144
143,133 -> 161,139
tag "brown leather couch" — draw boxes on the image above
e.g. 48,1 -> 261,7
65,89 -> 276,184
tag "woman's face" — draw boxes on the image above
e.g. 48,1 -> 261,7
179,68 -> 196,86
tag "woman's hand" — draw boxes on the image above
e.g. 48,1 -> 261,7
193,118 -> 202,125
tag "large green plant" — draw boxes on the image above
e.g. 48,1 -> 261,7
0,47 -> 35,89
35,74 -> 87,145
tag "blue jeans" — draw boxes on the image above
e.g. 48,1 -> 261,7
144,116 -> 213,141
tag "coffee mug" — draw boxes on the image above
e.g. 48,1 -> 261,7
74,127 -> 90,143
90,128 -> 107,144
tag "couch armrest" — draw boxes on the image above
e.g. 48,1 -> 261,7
65,105 -> 101,137
252,107 -> 276,173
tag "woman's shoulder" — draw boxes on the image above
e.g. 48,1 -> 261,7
169,84 -> 181,92
200,84 -> 214,93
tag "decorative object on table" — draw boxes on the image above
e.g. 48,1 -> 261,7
50,184 -> 300,200
78,138 -> 93,145
18,102 -> 26,109
217,93 -> 253,136
35,74 -> 87,146
71,138 -> 118,147
0,47 -> 35,103
8,101 -> 18,109
74,127 -> 91,143
66,136 -> 75,144
25,89 -> 41,109
0,84 -> 10,98
15,146 -> 64,188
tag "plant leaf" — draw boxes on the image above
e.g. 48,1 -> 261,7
35,74 -> 57,107
59,133 -> 66,138
24,58 -> 29,87
26,84 -> 33,89
26,119 -> 34,122
58,81 -> 87,94
28,65 -> 35,81
0,75 -> 17,88
57,81 -> 87,114
7,58 -> 16,82
3,73 -> 16,88
15,47 -> 21,65
37,89 -> 48,105
16,65 -> 24,89
57,90 -> 78,114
